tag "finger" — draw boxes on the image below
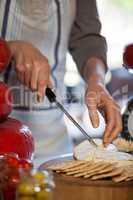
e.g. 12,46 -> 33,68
85,92 -> 99,128
24,62 -> 32,88
15,55 -> 26,85
30,62 -> 40,91
37,69 -> 49,102
107,111 -> 122,143
37,60 -> 50,99
16,64 -> 25,73
89,109 -> 99,128
103,104 -> 116,145
24,70 -> 31,88
15,53 -> 25,73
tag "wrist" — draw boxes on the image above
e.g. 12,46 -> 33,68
87,74 -> 105,85
82,57 -> 106,85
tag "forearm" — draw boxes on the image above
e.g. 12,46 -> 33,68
81,57 -> 106,85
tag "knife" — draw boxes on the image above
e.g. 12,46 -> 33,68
46,87 -> 97,147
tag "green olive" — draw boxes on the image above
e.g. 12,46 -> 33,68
36,190 -> 52,200
33,172 -> 45,181
18,182 -> 35,195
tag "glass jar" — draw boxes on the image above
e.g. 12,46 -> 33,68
16,169 -> 54,200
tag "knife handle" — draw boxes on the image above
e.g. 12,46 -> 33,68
46,87 -> 56,103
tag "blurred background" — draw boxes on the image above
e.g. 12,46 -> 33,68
64,0 -> 133,143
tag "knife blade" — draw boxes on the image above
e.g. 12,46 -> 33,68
46,87 -> 97,147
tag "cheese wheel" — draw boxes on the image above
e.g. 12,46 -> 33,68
74,139 -> 133,163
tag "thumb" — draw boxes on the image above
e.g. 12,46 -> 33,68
86,93 -> 99,128
89,108 -> 99,128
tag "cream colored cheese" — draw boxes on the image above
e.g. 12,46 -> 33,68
74,139 -> 133,164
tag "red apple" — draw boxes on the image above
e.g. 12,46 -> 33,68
0,39 -> 11,72
123,43 -> 133,70
0,118 -> 35,160
0,82 -> 13,121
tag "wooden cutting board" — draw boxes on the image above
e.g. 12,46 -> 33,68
39,154 -> 133,200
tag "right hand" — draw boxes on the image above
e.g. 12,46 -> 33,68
7,40 -> 52,101
85,81 -> 122,146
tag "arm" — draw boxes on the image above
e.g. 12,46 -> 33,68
69,0 -> 122,145
69,0 -> 107,75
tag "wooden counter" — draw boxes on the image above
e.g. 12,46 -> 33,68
53,173 -> 133,200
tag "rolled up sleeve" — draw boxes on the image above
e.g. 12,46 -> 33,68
69,0 -> 108,74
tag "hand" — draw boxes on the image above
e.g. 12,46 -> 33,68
7,41 -> 52,101
85,81 -> 122,145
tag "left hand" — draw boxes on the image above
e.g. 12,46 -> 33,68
85,81 -> 123,146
